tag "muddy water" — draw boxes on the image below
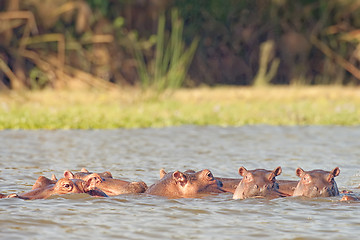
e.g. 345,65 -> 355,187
0,126 -> 359,239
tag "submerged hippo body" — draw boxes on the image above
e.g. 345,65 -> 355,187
277,179 -> 298,196
292,167 -> 340,198
215,177 -> 242,193
65,168 -> 113,180
15,177 -> 107,200
65,170 -> 147,196
147,169 -> 224,198
233,166 -> 286,199
0,193 -> 16,199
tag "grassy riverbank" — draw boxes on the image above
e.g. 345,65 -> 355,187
0,86 -> 359,129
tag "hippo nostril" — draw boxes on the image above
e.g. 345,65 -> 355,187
319,186 -> 329,195
260,185 -> 269,192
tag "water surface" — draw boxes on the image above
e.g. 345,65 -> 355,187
1,126 -> 359,239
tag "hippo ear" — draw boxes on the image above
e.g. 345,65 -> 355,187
160,169 -> 167,179
64,170 -> 75,179
84,173 -> 103,184
51,174 -> 58,181
102,171 -> 113,178
84,178 -> 97,192
268,166 -> 282,181
238,167 -> 247,177
295,168 -> 304,178
273,166 -> 282,176
81,168 -> 89,173
330,167 -> 340,177
82,174 -> 103,192
173,171 -> 187,185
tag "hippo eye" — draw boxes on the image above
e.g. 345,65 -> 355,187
206,172 -> 213,179
245,175 -> 252,181
303,175 -> 311,183
63,183 -> 71,189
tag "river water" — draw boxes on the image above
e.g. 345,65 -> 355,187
0,126 -> 359,239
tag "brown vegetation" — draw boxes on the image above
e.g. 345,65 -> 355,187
1,0 -> 360,90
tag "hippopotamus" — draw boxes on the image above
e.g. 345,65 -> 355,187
64,170 -> 147,196
292,167 -> 340,198
160,169 -> 297,195
159,169 -> 239,193
233,166 -> 287,199
213,177 -> 297,195
6,176 -> 107,200
146,169 -> 225,198
1,175 -> 58,199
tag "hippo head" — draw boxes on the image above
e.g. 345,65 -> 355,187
177,169 -> 224,196
49,176 -> 108,197
292,167 -> 340,198
64,170 -> 147,196
147,169 -> 224,198
233,166 -> 282,200
53,178 -> 90,195
16,175 -> 103,200
80,173 -> 147,195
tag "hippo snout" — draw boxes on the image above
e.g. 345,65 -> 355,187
319,186 -> 328,194
319,186 -> 338,197
260,184 -> 269,192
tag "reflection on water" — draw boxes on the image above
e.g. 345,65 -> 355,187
0,126 -> 360,239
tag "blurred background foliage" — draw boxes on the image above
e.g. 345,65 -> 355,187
1,0 -> 360,90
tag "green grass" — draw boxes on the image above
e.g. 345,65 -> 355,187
0,86 -> 359,129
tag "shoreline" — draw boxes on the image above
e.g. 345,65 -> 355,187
1,86 -> 359,129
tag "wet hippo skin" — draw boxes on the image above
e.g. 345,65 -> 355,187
147,169 -> 225,198
65,170 -> 147,196
292,167 -> 340,198
233,166 -> 287,199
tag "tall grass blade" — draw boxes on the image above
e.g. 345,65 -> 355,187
154,13 -> 165,89
133,8 -> 199,93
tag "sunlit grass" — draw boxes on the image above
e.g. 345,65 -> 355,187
0,86 -> 359,129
